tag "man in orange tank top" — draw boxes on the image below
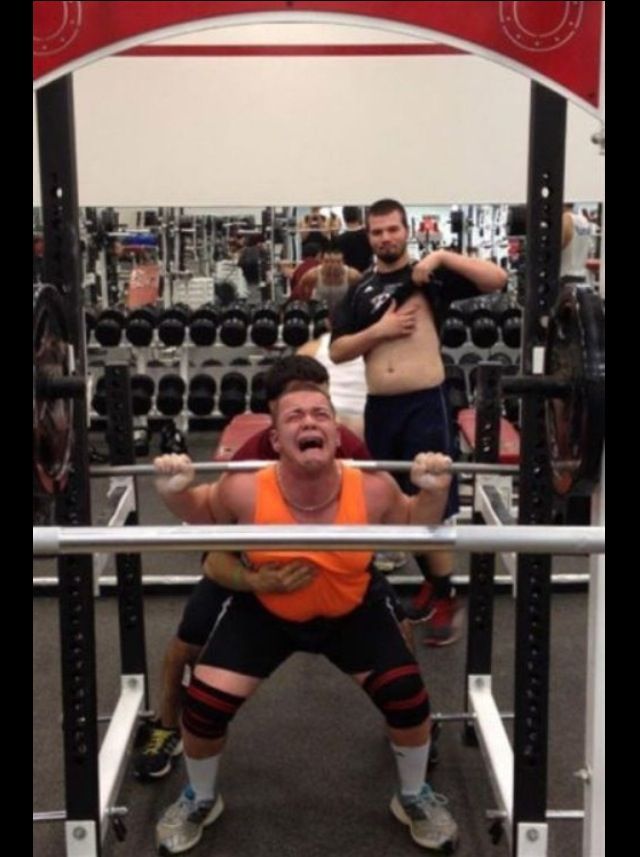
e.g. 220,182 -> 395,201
156,386 -> 459,855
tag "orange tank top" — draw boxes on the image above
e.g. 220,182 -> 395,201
246,465 -> 373,621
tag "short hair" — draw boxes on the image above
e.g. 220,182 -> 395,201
322,239 -> 343,256
342,206 -> 362,224
301,241 -> 322,259
263,355 -> 329,402
367,198 -> 408,230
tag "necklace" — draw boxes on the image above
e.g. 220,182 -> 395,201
275,464 -> 342,513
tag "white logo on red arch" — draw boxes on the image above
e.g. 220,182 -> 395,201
499,1 -> 583,52
33,1 -> 82,57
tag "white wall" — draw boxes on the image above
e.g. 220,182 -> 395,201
33,23 -> 604,207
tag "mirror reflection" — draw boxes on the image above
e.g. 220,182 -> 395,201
32,203 -> 602,310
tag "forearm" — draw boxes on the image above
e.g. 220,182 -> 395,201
157,484 -> 214,524
407,488 -> 449,526
437,249 -> 507,292
202,551 -> 253,590
329,325 -> 386,363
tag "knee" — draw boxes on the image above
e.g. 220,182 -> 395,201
364,664 -> 430,729
182,675 -> 246,740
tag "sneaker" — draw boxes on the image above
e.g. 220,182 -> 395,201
133,721 -> 183,781
160,422 -> 189,455
390,783 -> 459,852
410,582 -> 462,646
373,551 -> 408,572
423,594 -> 462,648
156,786 -> 224,855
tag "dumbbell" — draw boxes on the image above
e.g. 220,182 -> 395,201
220,303 -> 250,347
131,374 -> 154,416
201,358 -> 223,368
487,351 -> 512,367
189,303 -> 219,347
250,302 -> 280,348
444,365 -> 468,415
312,301 -> 330,338
500,307 -> 522,349
187,374 -> 217,416
125,307 -> 157,347
469,304 -> 499,349
250,372 -> 269,414
282,300 -> 311,347
156,374 -> 186,416
441,352 -> 455,366
219,371 -> 248,417
95,309 -> 125,347
440,308 -> 467,348
230,357 -> 251,367
157,305 -> 191,347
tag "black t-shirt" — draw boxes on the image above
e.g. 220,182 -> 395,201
335,228 -> 373,272
330,261 -> 480,341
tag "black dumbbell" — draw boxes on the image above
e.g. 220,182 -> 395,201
158,305 -> 191,347
441,352 -> 455,366
92,375 -> 107,416
131,374 -> 154,416
159,420 -> 189,454
189,303 -> 219,347
220,303 -> 250,347
282,300 -> 310,347
201,358 -> 223,368
258,356 -> 276,366
125,307 -> 157,347
500,307 -> 522,349
156,374 -> 186,416
444,365 -> 468,415
230,357 -> 251,367
187,374 -> 217,416
312,301 -> 330,338
250,372 -> 269,414
250,302 -> 280,348
469,304 -> 499,349
487,351 -> 512,367
440,308 -> 467,348
219,371 -> 248,417
95,309 -> 125,346
458,352 -> 481,368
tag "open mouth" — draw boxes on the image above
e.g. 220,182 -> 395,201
298,436 -> 324,452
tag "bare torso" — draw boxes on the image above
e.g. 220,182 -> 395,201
365,293 -> 445,395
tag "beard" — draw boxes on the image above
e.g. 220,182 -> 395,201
375,239 -> 407,265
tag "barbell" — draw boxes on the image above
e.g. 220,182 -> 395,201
33,524 -> 605,557
89,459 -> 521,478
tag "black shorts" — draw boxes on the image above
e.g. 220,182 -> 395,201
177,569 -> 406,647
198,582 -> 415,679
177,577 -> 232,647
365,385 -> 459,518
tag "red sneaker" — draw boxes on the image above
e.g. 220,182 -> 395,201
423,594 -> 462,647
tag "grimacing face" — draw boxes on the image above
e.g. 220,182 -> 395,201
270,390 -> 338,469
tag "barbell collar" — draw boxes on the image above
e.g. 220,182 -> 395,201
502,375 -> 571,397
33,524 -> 605,557
90,460 -> 520,478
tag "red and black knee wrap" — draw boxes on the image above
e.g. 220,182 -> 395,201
363,664 -> 430,729
182,675 -> 246,739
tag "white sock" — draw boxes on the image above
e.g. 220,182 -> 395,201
185,754 -> 220,804
391,740 -> 430,797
